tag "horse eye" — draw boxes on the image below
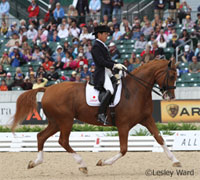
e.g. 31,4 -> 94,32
170,76 -> 175,80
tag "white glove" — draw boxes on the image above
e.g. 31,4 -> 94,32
113,63 -> 127,70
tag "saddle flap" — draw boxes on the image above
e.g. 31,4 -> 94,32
85,81 -> 122,107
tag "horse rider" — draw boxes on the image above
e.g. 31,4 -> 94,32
91,25 -> 127,125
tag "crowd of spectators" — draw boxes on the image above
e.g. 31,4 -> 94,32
0,0 -> 200,91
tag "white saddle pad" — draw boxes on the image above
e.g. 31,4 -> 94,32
86,81 -> 122,107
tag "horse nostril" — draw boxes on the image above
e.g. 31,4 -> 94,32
170,96 -> 175,100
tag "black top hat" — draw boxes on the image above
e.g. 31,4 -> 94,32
92,25 -> 110,35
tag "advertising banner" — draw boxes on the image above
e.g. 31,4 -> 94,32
0,103 -> 47,125
161,100 -> 200,122
22,103 -> 48,125
173,131 -> 200,150
0,100 -> 161,125
0,103 -> 16,125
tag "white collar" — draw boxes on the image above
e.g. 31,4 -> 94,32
96,39 -> 108,49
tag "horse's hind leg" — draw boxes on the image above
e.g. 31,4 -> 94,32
28,121 -> 59,169
141,117 -> 182,167
58,119 -> 88,174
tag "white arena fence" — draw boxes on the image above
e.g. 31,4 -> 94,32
1,131 -> 199,152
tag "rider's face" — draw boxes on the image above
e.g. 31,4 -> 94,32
97,32 -> 108,43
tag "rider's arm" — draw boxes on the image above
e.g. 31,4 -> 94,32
91,45 -> 115,69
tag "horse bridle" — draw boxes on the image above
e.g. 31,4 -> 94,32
123,66 -> 176,97
159,67 -> 176,94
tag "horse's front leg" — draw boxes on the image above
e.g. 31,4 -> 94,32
141,117 -> 182,167
96,125 -> 129,166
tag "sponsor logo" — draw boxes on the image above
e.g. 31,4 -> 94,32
26,109 -> 42,121
0,108 -> 12,116
166,104 -> 179,118
23,103 -> 47,124
161,100 -> 200,122
90,95 -> 98,102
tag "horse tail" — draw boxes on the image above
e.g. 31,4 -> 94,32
11,87 -> 46,132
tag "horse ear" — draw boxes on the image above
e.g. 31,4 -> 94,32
169,56 -> 176,68
168,61 -> 172,68
175,62 -> 180,68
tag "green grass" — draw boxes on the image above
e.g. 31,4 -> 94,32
106,132 -> 119,136
15,126 -> 43,132
72,124 -> 118,132
156,122 -> 200,131
0,124 -> 118,133
161,130 -> 175,136
0,123 -> 199,133
131,129 -> 150,136
179,123 -> 198,130
0,126 -> 11,132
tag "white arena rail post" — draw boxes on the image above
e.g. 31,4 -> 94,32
10,137 -> 22,152
93,137 -> 101,152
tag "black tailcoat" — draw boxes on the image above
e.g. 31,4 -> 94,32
91,40 -> 115,90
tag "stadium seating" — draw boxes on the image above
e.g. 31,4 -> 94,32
11,86 -> 23,91
0,4 -> 199,91
0,34 -> 198,89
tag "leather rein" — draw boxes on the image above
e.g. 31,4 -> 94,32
123,66 -> 176,97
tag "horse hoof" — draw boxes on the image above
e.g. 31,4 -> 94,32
173,162 -> 182,167
27,161 -> 35,169
79,167 -> 88,174
96,159 -> 103,166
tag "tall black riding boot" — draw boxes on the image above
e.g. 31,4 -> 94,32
98,90 -> 112,125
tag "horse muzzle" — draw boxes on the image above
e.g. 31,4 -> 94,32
162,91 -> 175,100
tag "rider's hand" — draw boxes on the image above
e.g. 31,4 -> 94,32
113,63 -> 127,70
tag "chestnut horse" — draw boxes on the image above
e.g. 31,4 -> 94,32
11,59 -> 181,174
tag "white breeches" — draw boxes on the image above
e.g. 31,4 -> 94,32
104,68 -> 114,95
